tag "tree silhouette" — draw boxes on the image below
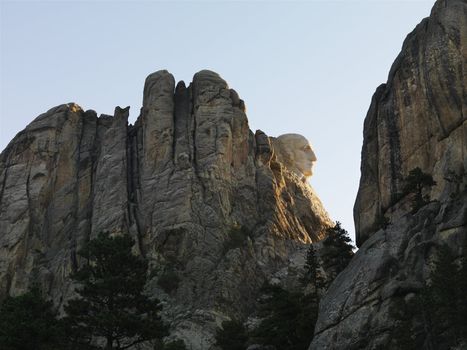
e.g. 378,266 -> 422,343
302,244 -> 325,296
403,167 -> 436,211
215,319 -> 248,350
422,245 -> 466,348
321,222 -> 354,281
250,284 -> 317,350
0,287 -> 64,350
63,232 -> 168,349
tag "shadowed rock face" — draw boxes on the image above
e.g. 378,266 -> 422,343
0,70 -> 331,348
354,0 -> 466,247
311,1 -> 466,349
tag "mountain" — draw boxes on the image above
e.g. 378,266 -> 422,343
0,70 -> 331,348
311,0 -> 466,348
1,0 -> 465,348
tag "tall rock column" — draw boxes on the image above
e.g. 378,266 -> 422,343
311,1 -> 466,349
0,104 -> 95,300
354,0 -> 466,246
91,106 -> 130,237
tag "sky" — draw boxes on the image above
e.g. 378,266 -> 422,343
0,0 -> 435,244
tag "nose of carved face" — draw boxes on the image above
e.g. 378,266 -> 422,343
298,145 -> 317,178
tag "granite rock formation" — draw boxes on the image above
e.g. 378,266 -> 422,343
311,0 -> 466,349
354,0 -> 466,246
0,70 -> 331,349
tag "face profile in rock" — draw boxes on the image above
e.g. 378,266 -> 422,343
276,133 -> 317,179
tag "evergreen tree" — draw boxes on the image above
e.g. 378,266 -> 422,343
251,284 -> 316,350
0,287 -> 64,350
63,232 -> 168,349
165,340 -> 187,350
424,245 -> 464,347
457,254 -> 467,339
302,244 -> 325,291
295,292 -> 319,348
389,244 -> 467,349
403,167 -> 436,211
321,222 -> 354,281
389,298 -> 419,350
157,339 -> 187,350
215,319 -> 248,350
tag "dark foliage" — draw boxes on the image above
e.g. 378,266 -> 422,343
302,244 -> 325,293
250,284 -> 317,350
421,245 -> 467,348
374,214 -> 390,231
224,226 -> 250,253
63,232 -> 168,349
153,339 -> 187,350
215,320 -> 248,350
164,340 -> 187,350
157,269 -> 180,294
0,288 -> 64,350
321,222 -> 354,281
389,297 -> 420,349
390,245 -> 467,349
403,167 -> 437,212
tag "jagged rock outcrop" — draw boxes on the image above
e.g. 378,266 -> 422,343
354,0 -> 466,246
0,70 -> 331,349
311,1 -> 466,349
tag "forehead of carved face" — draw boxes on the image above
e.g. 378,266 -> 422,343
277,134 -> 317,177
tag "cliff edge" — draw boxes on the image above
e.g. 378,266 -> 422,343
311,0 -> 466,349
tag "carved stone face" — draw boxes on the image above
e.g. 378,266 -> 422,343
276,134 -> 317,178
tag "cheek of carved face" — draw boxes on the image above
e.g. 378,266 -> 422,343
295,144 -> 317,177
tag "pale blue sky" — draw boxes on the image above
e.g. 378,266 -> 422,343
0,0 -> 435,244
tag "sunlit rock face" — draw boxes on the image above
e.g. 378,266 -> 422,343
310,1 -> 467,349
0,69 -> 332,349
272,133 -> 317,180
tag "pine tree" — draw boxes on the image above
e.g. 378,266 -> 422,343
250,284 -> 317,350
158,339 -> 187,350
215,319 -> 248,350
457,254 -> 467,340
403,167 -> 436,211
0,287 -> 64,350
421,245 -> 467,348
302,244 -> 325,291
427,246 -> 457,339
63,232 -> 168,349
321,222 -> 354,280
389,298 -> 419,349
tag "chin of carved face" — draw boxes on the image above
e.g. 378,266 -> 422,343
302,165 -> 314,177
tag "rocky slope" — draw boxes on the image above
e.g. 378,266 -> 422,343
0,70 -> 331,348
311,0 -> 466,349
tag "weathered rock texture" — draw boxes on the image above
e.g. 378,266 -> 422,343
0,70 -> 331,349
354,0 -> 466,246
311,0 -> 466,349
